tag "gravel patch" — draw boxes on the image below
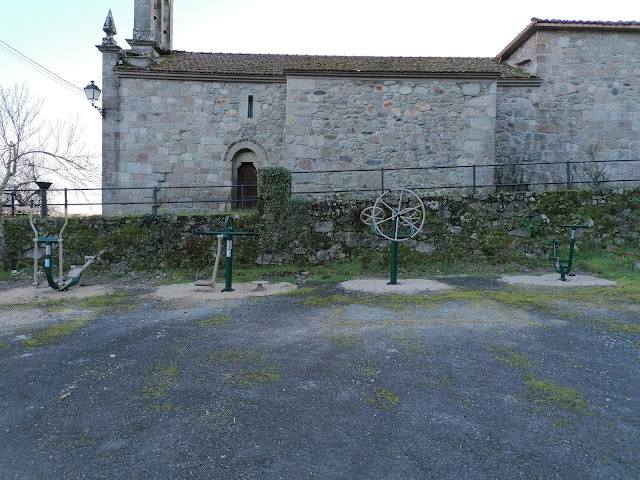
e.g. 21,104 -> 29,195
0,283 -> 113,305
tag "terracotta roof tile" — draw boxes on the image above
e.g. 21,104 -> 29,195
131,52 -> 533,78
531,18 -> 640,25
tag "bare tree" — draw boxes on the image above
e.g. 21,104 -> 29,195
0,82 -> 97,270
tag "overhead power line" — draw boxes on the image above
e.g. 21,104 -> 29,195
0,39 -> 87,100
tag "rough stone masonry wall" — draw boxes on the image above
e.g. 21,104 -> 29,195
274,188 -> 640,267
285,77 -> 497,195
7,189 -> 639,272
496,30 -> 640,187
104,78 -> 287,214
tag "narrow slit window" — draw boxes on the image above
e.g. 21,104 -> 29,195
247,95 -> 254,118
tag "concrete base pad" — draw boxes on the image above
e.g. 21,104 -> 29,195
153,281 -> 296,301
499,273 -> 617,287
340,278 -> 451,295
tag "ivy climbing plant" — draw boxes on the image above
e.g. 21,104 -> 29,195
258,167 -> 311,253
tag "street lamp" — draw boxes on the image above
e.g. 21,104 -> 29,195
84,81 -> 104,117
36,181 -> 53,217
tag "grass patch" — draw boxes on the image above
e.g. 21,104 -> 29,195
363,387 -> 400,409
194,315 -> 231,327
574,248 -> 640,282
0,270 -> 13,281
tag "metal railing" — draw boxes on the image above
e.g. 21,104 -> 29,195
2,183 -> 258,216
2,158 -> 639,216
290,158 -> 640,196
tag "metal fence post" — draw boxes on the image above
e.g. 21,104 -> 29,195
380,167 -> 385,193
472,165 -> 477,194
566,161 -> 572,190
152,186 -> 159,215
8,192 -> 15,216
240,184 -> 245,210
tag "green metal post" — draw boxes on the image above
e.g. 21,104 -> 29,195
222,216 -> 235,292
223,235 -> 234,292
388,215 -> 399,285
388,240 -> 398,285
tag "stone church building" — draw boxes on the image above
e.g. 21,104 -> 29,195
97,0 -> 640,213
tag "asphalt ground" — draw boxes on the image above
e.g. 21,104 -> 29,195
0,275 -> 638,479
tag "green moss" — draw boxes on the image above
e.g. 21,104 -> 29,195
549,417 -> 572,427
361,363 -> 378,378
609,323 -> 640,334
364,387 -> 400,409
484,344 -> 535,368
22,319 -> 90,347
194,315 -> 231,327
389,332 -> 428,355
141,365 -> 179,409
522,376 -> 588,412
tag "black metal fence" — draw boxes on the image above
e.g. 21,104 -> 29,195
3,158 -> 639,216
290,158 -> 640,196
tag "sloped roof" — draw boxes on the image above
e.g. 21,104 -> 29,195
498,18 -> 640,61
119,51 -> 535,80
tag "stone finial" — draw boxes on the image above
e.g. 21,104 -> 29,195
102,10 -> 118,46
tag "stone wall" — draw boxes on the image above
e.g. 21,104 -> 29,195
285,77 -> 496,194
104,79 -> 287,214
273,188 -> 640,267
497,29 -> 640,186
8,189 -> 639,272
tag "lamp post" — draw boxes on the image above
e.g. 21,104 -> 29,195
36,181 -> 52,217
84,81 -> 104,117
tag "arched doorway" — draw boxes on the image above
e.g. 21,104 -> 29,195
232,149 -> 258,209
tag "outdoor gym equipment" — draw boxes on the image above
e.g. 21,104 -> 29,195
360,188 -> 426,285
29,201 -> 102,291
195,216 -> 259,292
547,224 -> 590,281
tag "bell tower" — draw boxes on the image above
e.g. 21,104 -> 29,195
127,0 -> 173,55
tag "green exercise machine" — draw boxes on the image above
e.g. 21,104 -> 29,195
29,203 -> 102,290
360,188 -> 426,285
547,224 -> 590,281
195,216 -> 259,292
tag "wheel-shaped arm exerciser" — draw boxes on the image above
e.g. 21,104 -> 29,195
359,205 -> 385,226
367,189 -> 426,242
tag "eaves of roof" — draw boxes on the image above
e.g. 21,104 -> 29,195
497,18 -> 640,62
115,51 -> 538,83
